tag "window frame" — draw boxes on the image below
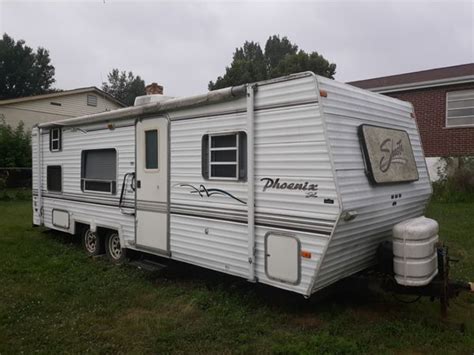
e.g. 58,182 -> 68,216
50,128 -> 62,152
46,165 -> 62,193
80,148 -> 117,195
445,89 -> 474,128
208,132 -> 240,181
202,131 -> 247,181
87,94 -> 98,107
144,128 -> 159,172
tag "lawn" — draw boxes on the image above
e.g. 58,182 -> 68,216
0,199 -> 473,354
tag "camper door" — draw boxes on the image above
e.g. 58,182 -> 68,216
135,117 -> 169,254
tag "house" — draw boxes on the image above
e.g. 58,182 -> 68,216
348,63 -> 474,180
0,87 -> 125,131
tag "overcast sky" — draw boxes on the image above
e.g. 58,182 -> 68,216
1,0 -> 472,97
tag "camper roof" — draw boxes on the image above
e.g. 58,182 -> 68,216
37,72 -> 317,129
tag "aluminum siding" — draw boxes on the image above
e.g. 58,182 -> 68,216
169,75 -> 339,295
34,124 -> 136,244
312,76 -> 432,292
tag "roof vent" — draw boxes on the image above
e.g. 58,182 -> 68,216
135,82 -> 174,106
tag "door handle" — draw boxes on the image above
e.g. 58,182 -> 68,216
137,180 -> 141,188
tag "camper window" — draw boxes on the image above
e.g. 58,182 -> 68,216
145,129 -> 158,170
47,166 -> 62,192
49,128 -> 62,152
202,132 -> 247,180
81,149 -> 117,194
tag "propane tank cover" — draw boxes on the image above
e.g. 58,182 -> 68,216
393,216 -> 439,287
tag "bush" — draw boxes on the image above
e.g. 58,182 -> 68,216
0,119 -> 31,168
0,188 -> 31,201
432,156 -> 474,203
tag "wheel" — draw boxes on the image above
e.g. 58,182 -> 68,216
81,227 -> 103,256
105,231 -> 127,264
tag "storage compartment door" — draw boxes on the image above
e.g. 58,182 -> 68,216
265,233 -> 300,284
52,209 -> 69,229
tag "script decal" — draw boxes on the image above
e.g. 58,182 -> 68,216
379,138 -> 408,172
260,178 -> 318,198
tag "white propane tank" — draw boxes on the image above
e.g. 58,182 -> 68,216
392,216 -> 439,287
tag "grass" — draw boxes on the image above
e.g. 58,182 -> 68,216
0,199 -> 473,354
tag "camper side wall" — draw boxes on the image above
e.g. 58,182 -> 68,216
32,121 -> 136,245
168,74 -> 340,295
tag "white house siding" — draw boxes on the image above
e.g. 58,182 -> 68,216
1,92 -> 122,131
312,76 -> 432,292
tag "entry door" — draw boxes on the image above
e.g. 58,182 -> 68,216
135,116 -> 169,254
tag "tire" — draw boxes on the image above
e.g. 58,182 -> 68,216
81,227 -> 103,256
105,231 -> 127,264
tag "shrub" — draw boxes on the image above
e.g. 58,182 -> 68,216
0,119 -> 31,168
432,156 -> 474,203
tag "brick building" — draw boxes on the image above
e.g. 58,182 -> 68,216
348,63 -> 474,179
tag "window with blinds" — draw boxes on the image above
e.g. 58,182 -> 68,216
446,89 -> 474,127
81,149 -> 117,194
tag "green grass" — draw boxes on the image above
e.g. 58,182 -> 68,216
0,200 -> 473,354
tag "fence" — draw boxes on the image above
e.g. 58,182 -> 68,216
0,168 -> 32,188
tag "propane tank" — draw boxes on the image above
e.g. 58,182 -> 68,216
392,216 -> 439,287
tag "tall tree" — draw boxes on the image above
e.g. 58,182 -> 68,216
0,33 -> 56,99
209,41 -> 267,91
101,69 -> 146,106
271,50 -> 337,79
264,35 -> 298,72
209,35 -> 336,90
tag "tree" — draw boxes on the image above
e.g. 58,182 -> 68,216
209,35 -> 336,90
209,41 -> 267,90
271,50 -> 337,79
264,35 -> 298,72
0,119 -> 31,168
0,33 -> 56,100
101,69 -> 146,106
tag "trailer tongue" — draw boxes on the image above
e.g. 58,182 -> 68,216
374,217 -> 473,317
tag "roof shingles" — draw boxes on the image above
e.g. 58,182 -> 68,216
348,63 -> 474,90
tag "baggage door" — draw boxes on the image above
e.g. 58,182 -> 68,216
135,116 -> 169,254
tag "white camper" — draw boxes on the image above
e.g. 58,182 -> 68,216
32,72 -> 434,297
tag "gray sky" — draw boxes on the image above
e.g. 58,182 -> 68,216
1,0 -> 473,97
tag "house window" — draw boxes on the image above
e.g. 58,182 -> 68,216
87,94 -> 98,107
49,128 -> 62,152
446,89 -> 474,127
81,149 -> 117,194
202,132 -> 247,180
145,129 -> 158,169
47,166 -> 62,192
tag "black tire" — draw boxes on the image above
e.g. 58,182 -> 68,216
105,231 -> 127,264
81,227 -> 103,256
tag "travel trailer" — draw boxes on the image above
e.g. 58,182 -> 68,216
33,72 -> 461,298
